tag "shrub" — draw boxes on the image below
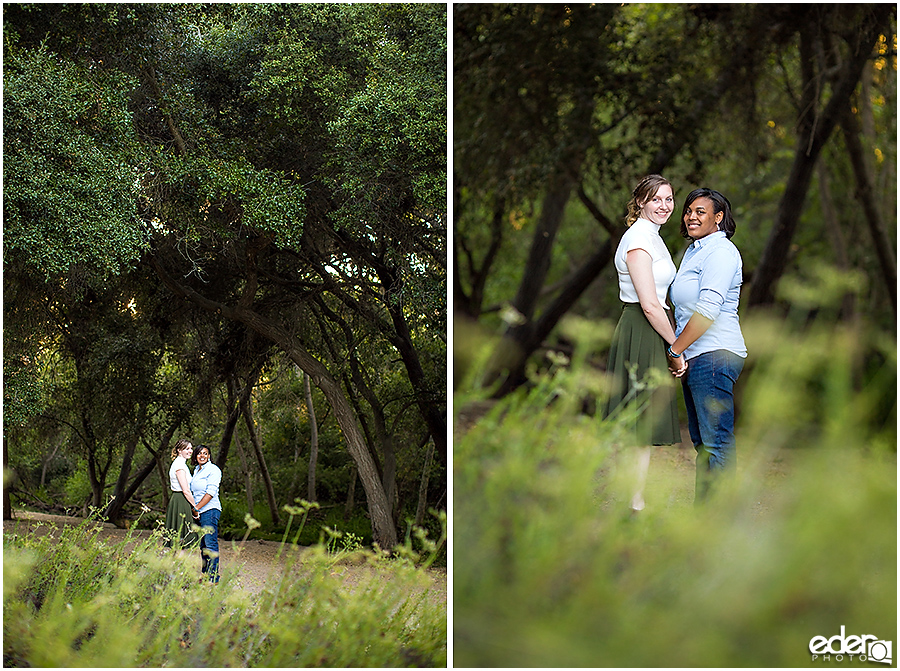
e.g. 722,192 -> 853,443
62,462 -> 92,509
4,508 -> 446,667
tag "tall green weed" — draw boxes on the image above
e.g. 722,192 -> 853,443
4,507 -> 446,667
454,312 -> 895,667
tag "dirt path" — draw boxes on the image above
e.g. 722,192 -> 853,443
3,511 -> 447,604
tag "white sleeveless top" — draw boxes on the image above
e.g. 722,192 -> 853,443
168,455 -> 192,492
614,217 -> 677,306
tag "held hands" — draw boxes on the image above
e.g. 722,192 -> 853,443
667,353 -> 687,378
666,343 -> 687,378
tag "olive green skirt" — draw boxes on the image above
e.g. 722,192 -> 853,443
602,303 -> 680,445
164,492 -> 198,549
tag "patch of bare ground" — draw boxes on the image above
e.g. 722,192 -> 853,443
3,510 -> 446,605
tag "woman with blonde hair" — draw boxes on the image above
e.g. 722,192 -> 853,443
164,438 -> 200,548
603,174 -> 684,512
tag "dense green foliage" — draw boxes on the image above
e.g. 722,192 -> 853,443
4,44 -> 145,277
454,306 -> 895,666
4,509 -> 446,667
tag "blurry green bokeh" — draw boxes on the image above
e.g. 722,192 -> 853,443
454,311 -> 896,667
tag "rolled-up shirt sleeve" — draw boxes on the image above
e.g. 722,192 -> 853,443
695,286 -> 725,321
203,467 -> 221,499
694,250 -> 738,321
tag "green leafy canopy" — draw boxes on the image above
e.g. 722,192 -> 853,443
4,45 -> 147,277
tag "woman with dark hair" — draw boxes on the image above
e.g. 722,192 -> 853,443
190,444 -> 223,583
164,438 -> 200,549
603,174 -> 685,513
668,188 -> 747,502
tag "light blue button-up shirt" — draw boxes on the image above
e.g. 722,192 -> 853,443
190,461 -> 222,512
671,231 -> 747,360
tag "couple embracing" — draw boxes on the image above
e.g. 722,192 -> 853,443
165,439 -> 222,583
603,174 -> 747,511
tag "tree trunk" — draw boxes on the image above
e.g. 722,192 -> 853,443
105,423 -> 144,527
87,457 -> 104,510
3,436 -> 12,520
382,437 -> 397,524
415,434 -> 435,527
241,394 -> 281,528
454,191 -> 506,319
81,407 -> 105,510
110,457 -> 158,521
156,447 -> 170,511
347,353 -> 396,518
491,231 -> 616,397
816,160 -> 856,320
485,172 -> 574,393
219,371 -> 258,471
234,431 -> 255,515
344,465 -> 358,521
376,264 -> 447,470
40,441 -> 62,489
312,368 -> 396,548
840,106 -> 897,316
513,173 -> 573,325
304,371 -> 319,503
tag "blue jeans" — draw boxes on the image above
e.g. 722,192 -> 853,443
682,350 -> 744,502
198,509 -> 221,583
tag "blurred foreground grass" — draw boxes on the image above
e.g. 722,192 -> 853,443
454,310 -> 896,667
3,507 -> 446,667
